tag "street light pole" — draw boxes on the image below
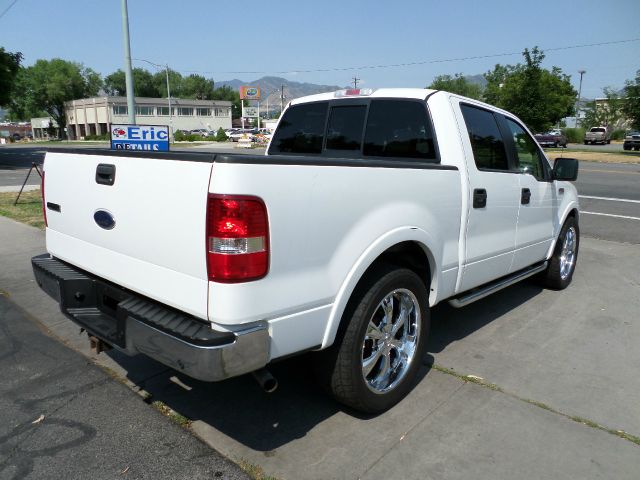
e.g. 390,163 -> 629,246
165,64 -> 173,140
121,0 -> 136,125
575,70 -> 586,128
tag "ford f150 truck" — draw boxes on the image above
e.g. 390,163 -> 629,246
584,126 -> 611,145
32,89 -> 580,413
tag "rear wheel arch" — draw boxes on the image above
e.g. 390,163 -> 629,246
322,238 -> 435,350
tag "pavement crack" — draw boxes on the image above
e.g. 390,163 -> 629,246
431,363 -> 640,447
358,380 -> 466,479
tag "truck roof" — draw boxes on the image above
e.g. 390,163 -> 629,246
289,88 -> 439,106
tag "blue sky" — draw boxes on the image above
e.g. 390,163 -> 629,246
1,0 -> 639,98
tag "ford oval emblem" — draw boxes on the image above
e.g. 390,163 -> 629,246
94,210 -> 116,230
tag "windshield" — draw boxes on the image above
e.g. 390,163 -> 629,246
591,128 -> 606,133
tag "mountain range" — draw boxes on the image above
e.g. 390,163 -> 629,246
217,76 -> 347,105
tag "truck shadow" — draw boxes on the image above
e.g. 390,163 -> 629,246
124,281 -> 543,452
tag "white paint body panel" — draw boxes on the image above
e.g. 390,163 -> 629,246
42,89 -> 580,363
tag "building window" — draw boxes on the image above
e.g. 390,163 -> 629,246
157,107 -> 174,116
214,108 -> 229,117
178,107 -> 193,116
196,107 -> 211,116
135,106 -> 154,116
112,105 -> 128,116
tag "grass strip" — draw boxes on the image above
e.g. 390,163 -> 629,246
0,189 -> 45,229
431,364 -> 640,446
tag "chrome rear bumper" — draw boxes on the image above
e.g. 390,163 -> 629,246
31,254 -> 270,381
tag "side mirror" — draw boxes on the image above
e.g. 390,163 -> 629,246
553,157 -> 578,181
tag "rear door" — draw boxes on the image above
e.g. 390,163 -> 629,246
43,151 -> 213,320
454,101 -> 520,292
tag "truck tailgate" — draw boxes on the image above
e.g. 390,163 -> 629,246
43,151 -> 213,320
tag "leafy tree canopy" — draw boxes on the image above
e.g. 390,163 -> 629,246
580,87 -> 626,130
428,73 -> 482,100
622,70 -> 640,130
483,47 -> 577,132
104,68 -> 161,97
8,58 -> 102,131
0,47 -> 23,107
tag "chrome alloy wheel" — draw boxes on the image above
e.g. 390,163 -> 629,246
560,226 -> 577,280
361,289 -> 421,394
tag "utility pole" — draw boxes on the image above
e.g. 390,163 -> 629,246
575,70 -> 586,128
280,85 -> 285,116
352,76 -> 360,89
121,0 -> 136,124
165,64 -> 173,139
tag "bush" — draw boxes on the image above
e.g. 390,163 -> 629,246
84,133 -> 109,141
215,127 -> 228,142
563,128 -> 585,144
173,130 -> 186,141
611,129 -> 626,141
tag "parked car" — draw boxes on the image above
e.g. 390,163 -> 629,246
584,126 -> 611,145
189,129 -> 208,138
622,131 -> 640,151
34,88 -> 580,413
228,129 -> 255,142
534,130 -> 567,148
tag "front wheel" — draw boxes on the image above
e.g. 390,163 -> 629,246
324,267 -> 429,413
540,217 -> 579,289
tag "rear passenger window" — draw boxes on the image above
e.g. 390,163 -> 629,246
326,105 -> 367,150
363,100 -> 436,160
461,104 -> 509,171
269,102 -> 328,154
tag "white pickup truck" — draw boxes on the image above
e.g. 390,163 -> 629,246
33,89 -> 580,413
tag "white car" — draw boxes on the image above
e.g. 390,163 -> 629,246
34,88 -> 580,412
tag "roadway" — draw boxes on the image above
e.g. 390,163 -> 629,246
1,144 -> 638,244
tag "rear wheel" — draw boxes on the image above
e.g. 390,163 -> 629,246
540,217 -> 579,290
323,267 -> 429,413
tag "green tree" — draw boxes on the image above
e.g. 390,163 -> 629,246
104,68 -> 161,97
483,47 -> 577,132
581,87 -> 626,130
622,70 -> 640,130
428,73 -> 482,100
8,59 -> 102,132
0,47 -> 22,107
181,74 -> 215,100
152,69 -> 183,98
211,85 -> 241,119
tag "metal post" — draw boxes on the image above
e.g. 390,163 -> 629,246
241,99 -> 245,129
575,70 -> 586,128
280,85 -> 284,117
121,0 -> 136,125
166,64 -> 173,140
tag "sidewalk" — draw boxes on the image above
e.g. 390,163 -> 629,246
0,217 -> 249,480
1,215 -> 639,479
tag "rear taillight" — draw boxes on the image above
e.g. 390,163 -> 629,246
206,194 -> 269,282
41,170 -> 47,227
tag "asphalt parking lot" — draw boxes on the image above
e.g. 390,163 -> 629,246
1,145 -> 639,479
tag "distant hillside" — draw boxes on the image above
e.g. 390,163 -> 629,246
216,76 -> 346,106
465,74 -> 488,88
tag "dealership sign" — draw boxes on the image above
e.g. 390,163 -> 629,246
242,106 -> 259,118
110,125 -> 169,151
239,86 -> 261,100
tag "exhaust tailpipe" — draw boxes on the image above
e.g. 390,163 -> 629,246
252,368 -> 278,393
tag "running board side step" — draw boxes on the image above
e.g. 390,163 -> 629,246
448,261 -> 548,308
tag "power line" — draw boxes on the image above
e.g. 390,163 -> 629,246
171,37 -> 640,77
0,0 -> 20,20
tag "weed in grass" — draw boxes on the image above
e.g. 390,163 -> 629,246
151,400 -> 191,428
0,189 -> 45,229
237,458 -> 280,480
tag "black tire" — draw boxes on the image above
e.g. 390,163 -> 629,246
553,142 -> 558,148
322,267 -> 430,413
584,141 -> 588,145
540,217 -> 579,290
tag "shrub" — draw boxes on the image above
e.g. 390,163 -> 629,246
215,127 -> 228,142
173,130 -> 186,141
611,129 -> 626,141
563,128 -> 585,144
84,133 -> 109,141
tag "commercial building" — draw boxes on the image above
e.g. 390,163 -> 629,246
64,96 -> 232,139
31,117 -> 60,139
